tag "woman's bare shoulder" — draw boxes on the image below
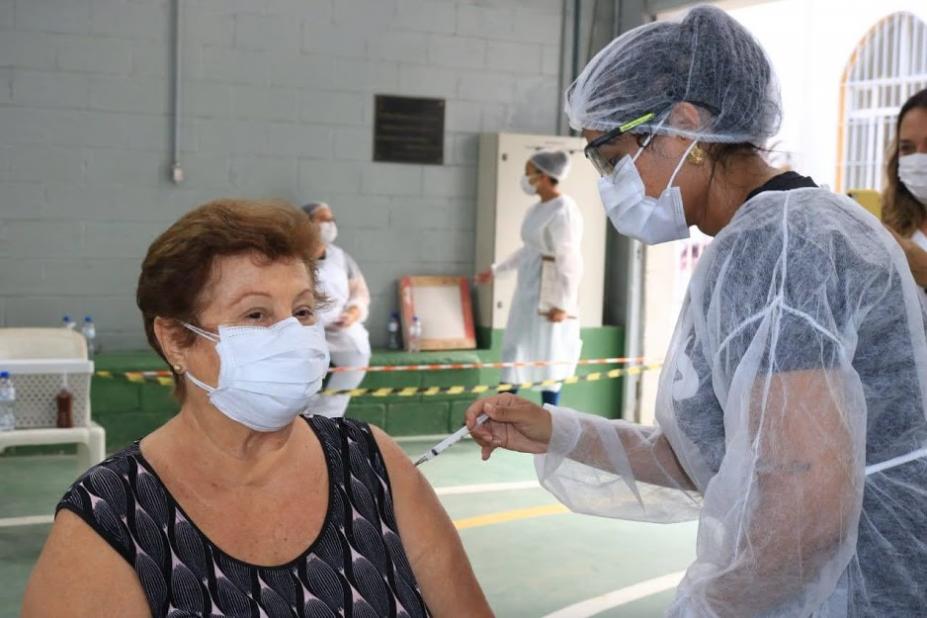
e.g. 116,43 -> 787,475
21,508 -> 149,617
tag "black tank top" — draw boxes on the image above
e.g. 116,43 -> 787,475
57,416 -> 431,617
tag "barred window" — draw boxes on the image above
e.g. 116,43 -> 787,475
838,12 -> 927,192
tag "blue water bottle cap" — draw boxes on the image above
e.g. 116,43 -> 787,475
84,315 -> 92,322
0,371 -> 9,379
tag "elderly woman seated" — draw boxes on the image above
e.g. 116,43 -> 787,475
22,199 -> 491,617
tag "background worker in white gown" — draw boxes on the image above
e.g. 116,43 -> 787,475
303,202 -> 372,418
476,150 -> 583,407
467,5 -> 927,616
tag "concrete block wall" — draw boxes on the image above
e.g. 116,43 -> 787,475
0,0 -> 565,349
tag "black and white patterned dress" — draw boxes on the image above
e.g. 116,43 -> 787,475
57,416 -> 431,617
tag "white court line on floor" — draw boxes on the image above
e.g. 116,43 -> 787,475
0,514 -> 54,528
435,480 -> 540,496
542,571 -> 686,618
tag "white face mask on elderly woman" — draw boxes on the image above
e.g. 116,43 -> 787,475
182,317 -> 330,432
596,138 -> 697,245
899,153 -> 927,205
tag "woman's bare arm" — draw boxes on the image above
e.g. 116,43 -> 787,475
21,510 -> 149,617
372,427 -> 493,617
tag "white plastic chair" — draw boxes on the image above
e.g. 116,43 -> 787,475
0,328 -> 106,471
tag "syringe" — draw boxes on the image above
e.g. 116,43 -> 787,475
414,414 -> 489,466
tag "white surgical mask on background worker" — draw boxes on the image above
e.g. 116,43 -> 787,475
318,221 -> 338,244
900,153 -> 927,204
519,174 -> 538,195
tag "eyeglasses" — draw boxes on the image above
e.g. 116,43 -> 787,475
584,112 -> 655,176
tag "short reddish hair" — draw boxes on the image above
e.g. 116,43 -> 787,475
137,198 -> 321,399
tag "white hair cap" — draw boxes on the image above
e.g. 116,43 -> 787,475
565,4 -> 781,144
530,150 -> 572,181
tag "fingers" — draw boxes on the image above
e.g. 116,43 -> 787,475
466,395 -> 521,447
465,394 -> 512,425
479,424 -> 509,461
464,398 -> 488,429
467,394 -> 545,461
465,398 -> 495,446
482,395 -> 536,425
470,422 -> 494,446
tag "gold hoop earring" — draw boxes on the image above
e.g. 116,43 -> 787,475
687,145 -> 706,165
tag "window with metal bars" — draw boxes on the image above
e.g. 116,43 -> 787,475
838,12 -> 927,192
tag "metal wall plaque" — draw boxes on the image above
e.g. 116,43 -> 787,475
373,95 -> 445,165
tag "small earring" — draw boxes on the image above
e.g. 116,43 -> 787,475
687,145 -> 706,165
172,364 -> 184,374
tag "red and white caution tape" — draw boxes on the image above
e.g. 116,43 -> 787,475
327,356 -> 650,374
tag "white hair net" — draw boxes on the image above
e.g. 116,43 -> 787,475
530,150 -> 571,181
565,4 -> 781,144
536,187 -> 927,614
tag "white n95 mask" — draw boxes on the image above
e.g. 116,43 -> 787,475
318,221 -> 338,244
519,175 -> 537,196
183,317 -> 330,432
899,153 -> 927,205
597,140 -> 696,245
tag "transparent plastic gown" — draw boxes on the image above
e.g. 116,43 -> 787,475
536,188 -> 927,616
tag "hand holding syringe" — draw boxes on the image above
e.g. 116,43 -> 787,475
415,394 -> 555,465
414,414 -> 488,466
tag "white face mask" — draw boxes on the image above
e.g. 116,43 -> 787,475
899,153 -> 927,205
318,221 -> 338,244
596,139 -> 696,245
183,317 -> 330,432
519,175 -> 537,196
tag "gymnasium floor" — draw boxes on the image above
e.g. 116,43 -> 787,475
0,437 -> 697,617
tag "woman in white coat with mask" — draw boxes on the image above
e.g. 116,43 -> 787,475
476,150 -> 583,407
467,6 -> 927,616
302,202 -> 372,418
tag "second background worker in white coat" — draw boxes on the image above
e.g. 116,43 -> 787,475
303,202 -> 372,418
477,151 -> 584,407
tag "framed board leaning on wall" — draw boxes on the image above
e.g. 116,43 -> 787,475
398,276 -> 476,351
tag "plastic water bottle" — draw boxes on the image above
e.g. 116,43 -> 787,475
0,371 -> 15,432
62,315 -> 77,330
408,316 -> 422,353
387,312 -> 402,350
82,315 -> 97,357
